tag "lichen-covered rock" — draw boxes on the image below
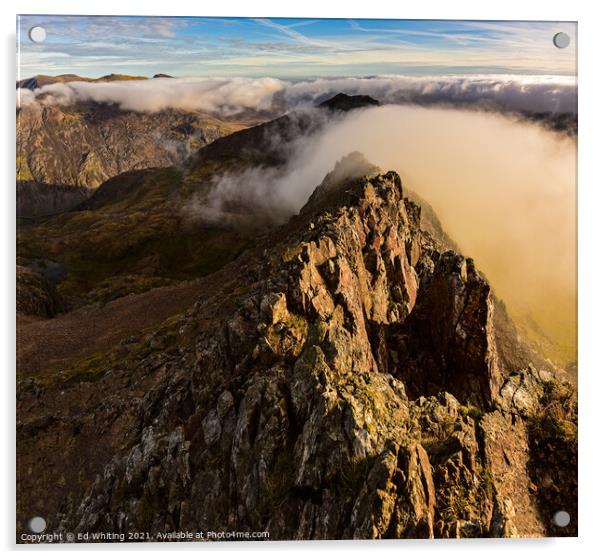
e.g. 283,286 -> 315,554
498,365 -> 555,416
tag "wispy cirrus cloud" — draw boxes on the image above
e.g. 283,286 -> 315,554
253,18 -> 339,49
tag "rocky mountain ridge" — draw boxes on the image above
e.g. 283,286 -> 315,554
17,155 -> 577,539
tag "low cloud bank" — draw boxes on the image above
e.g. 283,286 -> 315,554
17,77 -> 284,115
18,74 -> 576,115
281,74 -> 577,114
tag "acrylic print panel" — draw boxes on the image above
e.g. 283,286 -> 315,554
16,15 -> 577,542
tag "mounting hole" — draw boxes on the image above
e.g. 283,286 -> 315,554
29,516 -> 47,533
553,32 -> 570,49
28,26 -> 47,43
553,510 -> 571,527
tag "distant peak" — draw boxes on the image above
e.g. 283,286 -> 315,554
318,92 -> 380,112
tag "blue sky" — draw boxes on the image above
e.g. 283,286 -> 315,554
17,16 -> 577,78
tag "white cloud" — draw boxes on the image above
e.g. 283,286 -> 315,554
17,74 -> 577,115
281,74 -> 577,114
17,77 -> 285,115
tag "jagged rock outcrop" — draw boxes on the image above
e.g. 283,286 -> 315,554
390,251 -> 501,409
16,157 -> 577,539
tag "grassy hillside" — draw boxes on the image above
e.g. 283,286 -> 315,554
18,164 -> 256,308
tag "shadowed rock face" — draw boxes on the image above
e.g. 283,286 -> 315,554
17,181 -> 92,218
16,159 -> 576,540
389,251 -> 501,409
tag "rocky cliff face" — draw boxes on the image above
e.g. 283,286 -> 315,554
16,102 -> 246,190
16,157 -> 577,539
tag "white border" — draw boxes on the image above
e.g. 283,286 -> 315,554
3,1 -> 601,557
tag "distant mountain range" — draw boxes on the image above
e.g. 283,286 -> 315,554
16,72 -> 169,90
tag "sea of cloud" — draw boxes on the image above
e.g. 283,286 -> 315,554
17,74 -> 577,115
